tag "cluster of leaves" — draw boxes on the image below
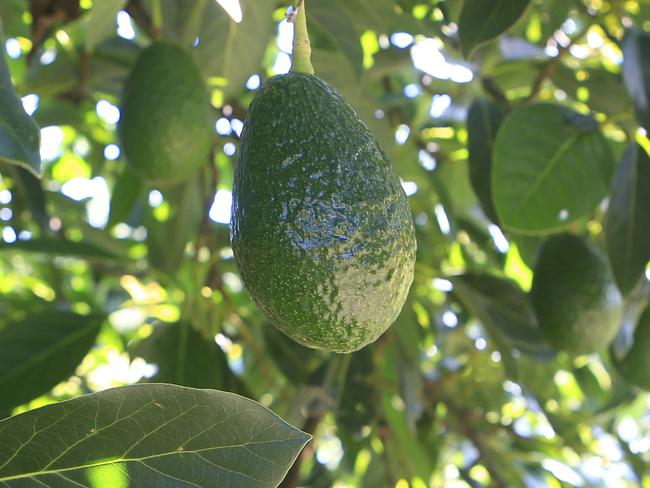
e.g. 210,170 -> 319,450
1,0 -> 650,486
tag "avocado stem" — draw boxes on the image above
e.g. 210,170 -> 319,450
150,0 -> 163,40
290,0 -> 315,75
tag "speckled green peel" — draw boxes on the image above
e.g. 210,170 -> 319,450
531,233 -> 623,355
119,43 -> 212,186
231,73 -> 416,353
612,307 -> 650,390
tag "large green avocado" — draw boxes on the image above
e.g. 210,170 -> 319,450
119,43 -> 212,186
612,307 -> 650,390
231,73 -> 416,353
530,233 -> 623,355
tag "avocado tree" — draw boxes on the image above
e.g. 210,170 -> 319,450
1,0 -> 650,486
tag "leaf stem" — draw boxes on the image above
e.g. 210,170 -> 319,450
150,0 -> 163,40
290,0 -> 314,75
182,0 -> 207,48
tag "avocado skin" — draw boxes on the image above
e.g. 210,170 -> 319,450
119,43 -> 212,186
531,233 -> 623,355
231,73 -> 416,353
613,307 -> 650,390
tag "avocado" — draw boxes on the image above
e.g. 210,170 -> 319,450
613,307 -> 650,390
119,42 -> 212,186
231,73 -> 416,353
530,233 -> 623,355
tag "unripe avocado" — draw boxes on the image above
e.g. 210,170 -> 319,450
531,233 -> 623,355
231,73 -> 416,353
612,307 -> 650,390
119,43 -> 212,186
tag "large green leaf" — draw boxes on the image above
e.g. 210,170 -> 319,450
458,0 -> 531,57
492,103 -> 614,233
0,384 -> 310,487
0,312 -> 104,411
466,98 -> 504,223
451,273 -> 553,356
0,20 -> 41,176
606,143 -> 650,296
622,28 -> 650,131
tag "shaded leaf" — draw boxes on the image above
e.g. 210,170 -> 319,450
146,176 -> 204,273
0,384 -> 310,487
606,143 -> 650,295
492,103 -> 613,233
0,312 -> 104,411
458,0 -> 531,57
310,0 -> 363,77
264,324 -> 328,385
133,321 -> 247,393
622,28 -> 650,131
194,0 -> 275,98
451,273 -> 554,356
467,98 -> 505,223
84,0 -> 128,51
343,0 -> 397,33
108,165 -> 146,227
1,164 -> 48,226
0,238 -> 120,259
0,20 -> 41,176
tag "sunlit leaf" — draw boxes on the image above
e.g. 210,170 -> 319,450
492,103 -> 614,233
0,384 -> 310,487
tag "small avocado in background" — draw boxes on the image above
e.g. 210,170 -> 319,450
530,233 -> 623,355
612,306 -> 650,390
119,42 -> 212,186
230,73 -> 416,353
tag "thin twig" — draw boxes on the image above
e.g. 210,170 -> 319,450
526,24 -> 590,102
125,0 -> 158,40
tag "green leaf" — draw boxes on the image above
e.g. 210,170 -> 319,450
84,0 -> 128,51
451,273 -> 554,356
467,98 -> 504,223
458,0 -> 531,57
146,176 -> 204,274
0,312 -> 104,411
108,165 -> 146,227
132,322 -> 245,392
310,0 -> 363,77
195,0 -> 275,98
0,238 -> 120,259
0,20 -> 41,176
492,103 -> 614,233
0,383 -> 310,487
551,65 -> 631,116
622,28 -> 650,131
605,143 -> 650,296
342,0 -> 397,33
